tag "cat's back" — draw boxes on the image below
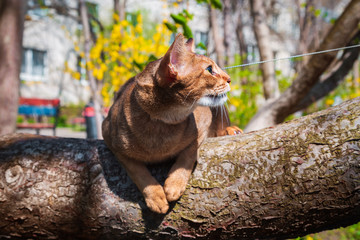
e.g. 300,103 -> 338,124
102,77 -> 135,145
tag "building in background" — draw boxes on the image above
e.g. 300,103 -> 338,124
21,0 -> 112,105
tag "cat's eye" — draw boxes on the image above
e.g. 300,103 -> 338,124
206,65 -> 213,75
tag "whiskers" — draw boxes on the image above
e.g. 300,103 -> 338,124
184,89 -> 195,102
213,93 -> 231,130
188,98 -> 197,112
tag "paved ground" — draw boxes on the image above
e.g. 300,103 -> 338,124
16,127 -> 87,139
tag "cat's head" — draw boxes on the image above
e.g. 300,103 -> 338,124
157,34 -> 231,107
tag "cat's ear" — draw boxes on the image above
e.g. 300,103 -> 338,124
185,38 -> 195,53
158,34 -> 186,86
169,34 -> 185,66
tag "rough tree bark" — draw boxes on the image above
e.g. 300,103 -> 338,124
0,97 -> 359,239
0,0 -> 26,135
79,0 -> 103,139
250,0 -> 279,100
245,0 -> 360,132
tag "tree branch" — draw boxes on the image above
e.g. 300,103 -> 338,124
293,33 -> 360,112
245,0 -> 360,132
0,97 -> 359,239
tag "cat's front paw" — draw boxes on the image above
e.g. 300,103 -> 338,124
143,185 -> 169,214
225,126 -> 242,135
164,177 -> 188,202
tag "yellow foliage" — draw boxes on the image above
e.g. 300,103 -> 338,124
325,98 -> 334,106
92,14 -> 171,106
64,14 -> 171,107
71,72 -> 81,80
113,13 -> 120,22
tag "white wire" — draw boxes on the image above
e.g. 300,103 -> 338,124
223,43 -> 360,70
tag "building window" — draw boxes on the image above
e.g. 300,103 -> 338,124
21,48 -> 47,82
195,31 -> 208,54
27,0 -> 50,19
86,1 -> 99,19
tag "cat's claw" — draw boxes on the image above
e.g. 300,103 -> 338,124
143,185 -> 169,214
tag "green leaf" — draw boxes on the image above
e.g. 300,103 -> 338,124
183,9 -> 194,20
170,13 -> 187,25
147,54 -> 158,63
196,42 -> 207,50
182,24 -> 193,39
164,22 -> 178,33
322,11 -> 328,18
196,0 -> 210,4
314,9 -> 321,17
133,60 -> 145,71
210,0 -> 223,9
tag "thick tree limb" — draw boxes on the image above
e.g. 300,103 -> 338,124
294,36 -> 360,113
245,0 -> 360,132
0,97 -> 359,239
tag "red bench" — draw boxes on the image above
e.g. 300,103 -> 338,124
17,98 -> 60,135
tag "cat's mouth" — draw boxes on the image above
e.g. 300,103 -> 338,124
197,93 -> 228,107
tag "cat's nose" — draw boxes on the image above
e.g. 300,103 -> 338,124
226,78 -> 231,84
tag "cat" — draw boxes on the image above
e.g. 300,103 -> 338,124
102,33 -> 241,214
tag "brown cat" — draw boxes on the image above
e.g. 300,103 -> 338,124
102,34 -> 241,214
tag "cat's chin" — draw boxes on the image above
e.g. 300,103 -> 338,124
197,93 -> 228,107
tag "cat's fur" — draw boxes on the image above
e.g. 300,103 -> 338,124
102,34 -> 241,214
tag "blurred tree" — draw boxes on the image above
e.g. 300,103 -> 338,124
235,0 -> 248,65
223,0 -> 233,65
0,0 -> 27,136
293,32 -> 360,113
245,0 -> 360,132
209,6 -> 225,67
295,0 -> 316,72
79,0 -> 103,139
114,0 -> 126,22
250,0 -> 279,100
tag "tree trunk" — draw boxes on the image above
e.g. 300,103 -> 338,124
245,0 -> 360,132
79,0 -> 103,139
235,3 -> 248,65
250,0 -> 279,100
209,6 -> 225,68
114,0 -> 126,22
223,0 -> 233,65
0,0 -> 26,136
295,0 -> 315,72
0,97 -> 359,239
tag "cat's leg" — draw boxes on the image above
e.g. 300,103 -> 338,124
164,143 -> 197,202
115,153 -> 169,214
